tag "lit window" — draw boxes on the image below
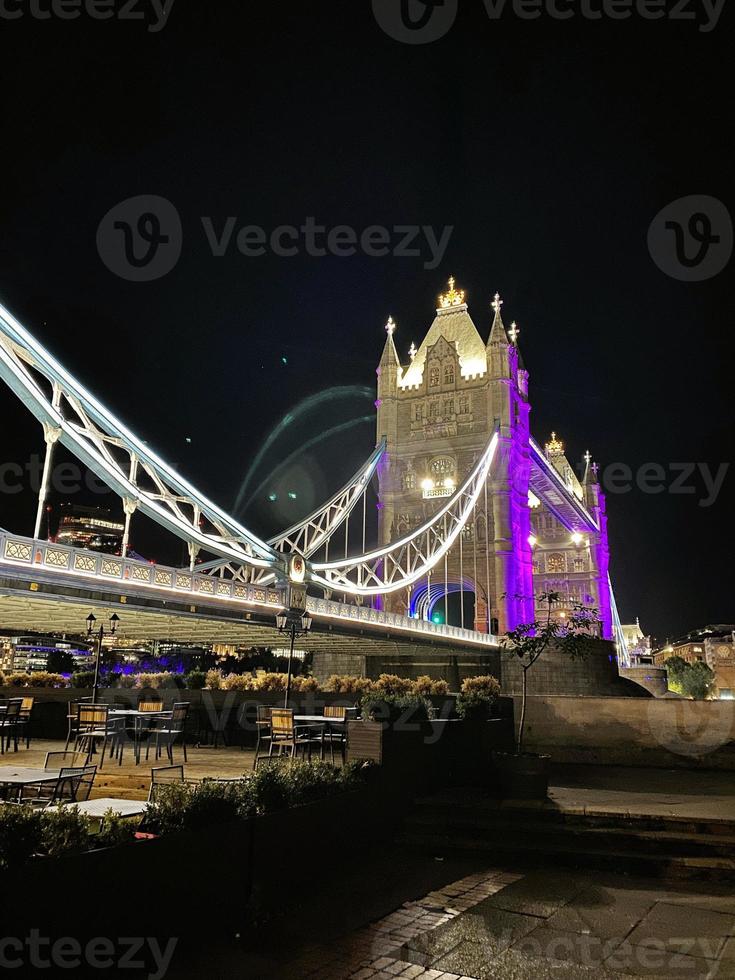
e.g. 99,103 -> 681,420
444,364 -> 455,384
429,367 -> 440,387
547,553 -> 566,573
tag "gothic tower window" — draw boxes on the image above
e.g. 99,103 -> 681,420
429,401 -> 439,418
403,469 -> 416,491
573,557 -> 585,573
443,397 -> 454,417
547,553 -> 566,573
459,395 -> 469,414
431,456 -> 455,477
414,402 -> 424,421
443,363 -> 455,385
429,366 -> 440,387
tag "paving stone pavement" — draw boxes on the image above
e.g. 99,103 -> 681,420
282,868 -> 735,980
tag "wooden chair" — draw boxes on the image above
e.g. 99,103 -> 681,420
146,703 -> 190,764
74,705 -> 125,767
320,705 -> 348,763
252,705 -> 272,769
148,764 -> 185,803
0,698 -> 23,754
268,709 -> 321,762
16,696 -> 34,749
64,698 -> 93,752
137,698 -> 165,713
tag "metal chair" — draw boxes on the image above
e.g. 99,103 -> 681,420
0,698 -> 23,754
44,750 -> 84,769
18,765 -> 97,808
147,764 -> 185,803
253,705 -> 272,769
146,703 -> 190,764
74,704 -> 125,767
268,708 -> 321,762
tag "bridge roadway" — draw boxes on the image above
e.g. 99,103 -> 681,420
0,533 -> 499,658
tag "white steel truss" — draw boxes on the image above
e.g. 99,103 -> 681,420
197,438 -> 386,586
269,438 -> 385,555
309,432 -> 500,596
0,301 -> 282,574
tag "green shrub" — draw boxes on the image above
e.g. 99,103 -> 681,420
95,809 -> 140,849
39,807 -> 93,858
134,672 -> 182,690
71,671 -> 96,688
359,693 -> 435,724
322,674 -> 375,697
456,675 -> 501,720
412,675 -> 450,696
0,804 -> 43,871
184,670 -> 207,690
373,673 -> 414,696
205,669 -> 223,690
221,673 -> 255,692
460,675 -> 501,699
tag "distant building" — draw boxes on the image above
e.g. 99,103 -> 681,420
654,624 -> 735,699
621,619 -> 654,665
8,635 -> 94,673
55,504 -> 124,554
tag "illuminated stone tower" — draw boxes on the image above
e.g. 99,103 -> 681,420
376,279 -> 534,635
375,278 -> 613,640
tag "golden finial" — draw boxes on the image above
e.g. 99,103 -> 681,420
508,321 -> 520,344
409,341 -> 417,361
584,450 -> 592,467
491,292 -> 503,316
385,316 -> 396,336
438,276 -> 466,309
545,431 -> 564,455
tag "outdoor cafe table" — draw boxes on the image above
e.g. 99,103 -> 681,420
0,766 -> 60,800
67,798 -> 146,819
294,715 -> 346,762
108,709 -> 172,765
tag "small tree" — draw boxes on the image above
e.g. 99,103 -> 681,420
665,656 -> 715,699
503,591 -> 598,755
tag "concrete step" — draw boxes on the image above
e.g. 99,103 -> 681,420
406,811 -> 735,858
399,830 -> 735,882
403,793 -> 735,882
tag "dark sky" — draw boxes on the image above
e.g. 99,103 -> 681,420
0,1 -> 732,641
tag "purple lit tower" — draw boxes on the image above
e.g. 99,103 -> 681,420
375,278 -> 613,639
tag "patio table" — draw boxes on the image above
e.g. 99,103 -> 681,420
294,715 -> 347,762
108,709 -> 172,765
67,798 -> 146,819
0,766 -> 61,800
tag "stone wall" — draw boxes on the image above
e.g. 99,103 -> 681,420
620,665 -> 670,697
311,649 -> 501,689
516,694 -> 735,770
501,640 -> 649,697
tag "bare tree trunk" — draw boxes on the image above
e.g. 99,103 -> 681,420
517,664 -> 528,755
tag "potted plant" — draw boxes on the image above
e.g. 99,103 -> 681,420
495,591 -> 597,799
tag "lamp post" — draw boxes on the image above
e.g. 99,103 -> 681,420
86,612 -> 120,704
275,611 -> 312,708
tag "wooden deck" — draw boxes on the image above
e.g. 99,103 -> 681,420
4,739 -> 259,801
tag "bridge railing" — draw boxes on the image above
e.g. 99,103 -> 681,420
0,532 -> 499,647
0,532 -> 284,609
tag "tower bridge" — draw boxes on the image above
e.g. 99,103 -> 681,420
0,282 -> 630,681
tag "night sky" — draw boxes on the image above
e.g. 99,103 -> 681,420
0,1 -> 732,642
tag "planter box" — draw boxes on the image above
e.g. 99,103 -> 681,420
2,784 -> 395,945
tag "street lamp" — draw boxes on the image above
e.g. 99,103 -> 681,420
86,612 -> 120,703
275,611 -> 313,708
